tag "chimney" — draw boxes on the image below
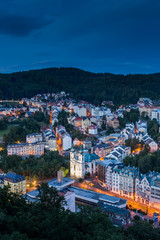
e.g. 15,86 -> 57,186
91,147 -> 93,154
57,171 -> 64,182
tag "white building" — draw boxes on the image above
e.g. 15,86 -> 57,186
151,109 -> 160,123
47,136 -> 57,151
26,133 -> 43,143
119,167 -> 139,199
150,175 -> 160,208
70,149 -> 99,178
70,149 -> 85,178
26,176 -> 75,212
7,142 -> 44,157
62,133 -> 72,150
147,140 -> 158,152
105,145 -> 131,162
29,107 -> 39,113
112,167 -> 121,194
78,106 -> 87,117
135,174 -> 151,204
56,126 -> 72,151
97,160 -> 124,191
89,125 -> 98,135
136,120 -> 147,133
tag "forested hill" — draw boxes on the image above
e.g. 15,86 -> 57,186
0,67 -> 160,105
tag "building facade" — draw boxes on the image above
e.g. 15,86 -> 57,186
4,172 -> 26,194
26,133 -> 43,143
70,149 -> 99,178
7,142 -> 44,156
119,167 -> 139,199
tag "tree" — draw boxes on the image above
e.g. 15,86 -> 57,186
0,120 -> 7,130
134,215 -> 140,221
34,111 -> 44,122
37,182 -> 65,210
59,167 -> 69,177
101,121 -> 106,130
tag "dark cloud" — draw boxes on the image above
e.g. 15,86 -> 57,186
0,13 -> 54,37
0,0 -> 160,73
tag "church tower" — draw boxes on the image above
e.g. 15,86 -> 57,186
70,148 -> 85,178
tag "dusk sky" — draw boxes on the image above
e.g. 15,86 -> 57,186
0,0 -> 160,74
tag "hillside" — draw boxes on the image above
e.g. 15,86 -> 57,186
0,67 -> 160,104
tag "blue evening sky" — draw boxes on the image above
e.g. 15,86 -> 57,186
0,0 -> 160,74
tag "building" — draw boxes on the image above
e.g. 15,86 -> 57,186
119,167 -> 139,199
93,143 -> 113,159
83,140 -> 92,150
139,106 -> 160,118
82,117 -> 91,130
78,106 -> 87,117
43,128 -> 55,140
4,172 -> 26,194
56,126 -> 72,151
26,133 -> 43,143
112,167 -> 122,194
70,149 -> 85,178
135,174 -> 151,204
147,139 -> 158,152
97,160 -> 124,191
47,136 -> 57,151
150,175 -> 160,209
151,109 -> 160,123
73,138 -> 83,146
105,134 -> 125,146
7,142 -> 44,157
70,149 -> 99,178
25,176 -> 75,212
68,186 -> 127,208
101,204 -> 131,226
136,120 -> 147,133
29,107 -> 39,113
105,145 -> 131,162
84,153 -> 100,176
88,125 -> 98,135
74,117 -> 82,128
110,118 -> 119,129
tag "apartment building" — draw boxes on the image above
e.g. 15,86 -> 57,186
4,172 -> 26,194
26,133 -> 43,143
7,142 -> 44,156
119,167 -> 139,199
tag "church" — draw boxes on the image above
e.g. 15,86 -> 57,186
70,148 -> 100,178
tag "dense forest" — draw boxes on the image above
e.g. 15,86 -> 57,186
1,67 -> 160,104
0,183 -> 160,240
0,151 -> 69,180
124,149 -> 160,174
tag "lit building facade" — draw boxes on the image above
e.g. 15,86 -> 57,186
4,172 -> 26,194
7,142 -> 44,156
70,149 -> 99,178
119,167 -> 138,200
26,133 -> 43,143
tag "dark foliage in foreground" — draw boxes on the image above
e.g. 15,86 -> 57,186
0,184 -> 160,240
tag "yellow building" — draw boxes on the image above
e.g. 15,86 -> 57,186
4,172 -> 26,194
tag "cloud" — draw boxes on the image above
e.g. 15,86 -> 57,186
0,12 -> 54,37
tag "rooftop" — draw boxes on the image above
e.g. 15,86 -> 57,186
4,172 -> 25,183
48,177 -> 74,190
68,186 -> 127,207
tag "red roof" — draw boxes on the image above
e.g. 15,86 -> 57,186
89,125 -> 97,129
73,138 -> 78,142
74,117 -> 82,121
58,192 -> 65,196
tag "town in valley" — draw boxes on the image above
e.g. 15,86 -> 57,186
0,93 -> 160,227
